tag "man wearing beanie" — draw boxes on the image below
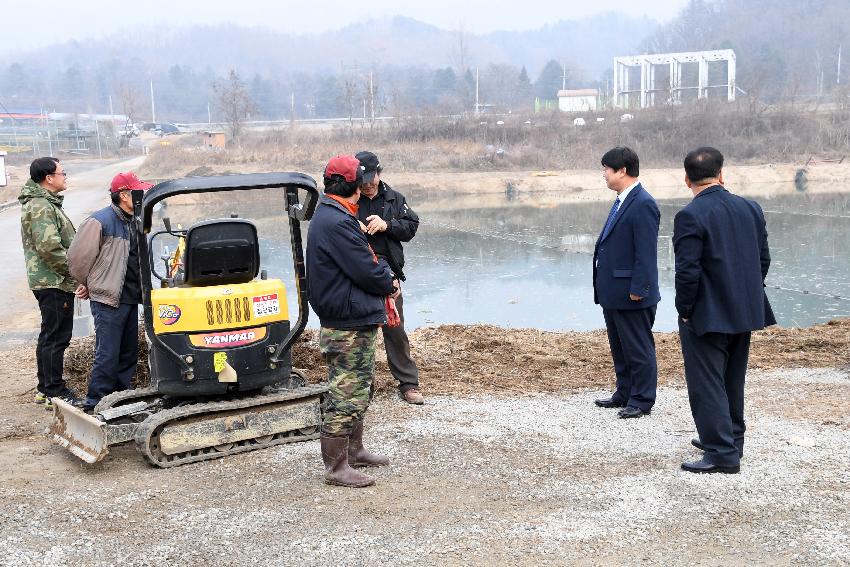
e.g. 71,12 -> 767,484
355,151 -> 423,405
307,155 -> 397,488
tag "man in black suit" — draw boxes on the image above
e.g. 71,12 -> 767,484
592,147 -> 661,419
674,147 -> 776,474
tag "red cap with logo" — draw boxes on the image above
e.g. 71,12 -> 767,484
110,172 -> 154,193
323,155 -> 364,184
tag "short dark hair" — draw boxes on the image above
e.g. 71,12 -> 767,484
30,157 -> 60,183
601,146 -> 639,177
684,147 -> 724,183
110,191 -> 124,205
323,175 -> 360,198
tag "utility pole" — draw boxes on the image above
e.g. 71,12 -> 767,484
207,101 -> 211,125
150,80 -> 156,123
369,71 -> 375,123
562,62 -> 567,90
290,92 -> 295,125
838,44 -> 843,85
94,120 -> 103,159
475,67 -> 480,115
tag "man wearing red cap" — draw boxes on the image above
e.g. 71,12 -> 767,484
68,172 -> 153,411
307,155 -> 397,488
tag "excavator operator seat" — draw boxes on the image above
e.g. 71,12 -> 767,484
183,219 -> 260,287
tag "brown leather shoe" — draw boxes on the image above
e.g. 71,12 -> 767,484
402,388 -> 424,405
320,435 -> 375,488
348,420 -> 389,467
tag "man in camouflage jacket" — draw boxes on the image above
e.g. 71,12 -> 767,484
19,157 -> 82,407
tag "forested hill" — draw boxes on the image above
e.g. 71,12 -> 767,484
2,1 -> 847,122
0,14 -> 655,120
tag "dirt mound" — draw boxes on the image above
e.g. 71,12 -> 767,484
64,328 -> 151,394
61,319 -> 850,397
407,319 -> 850,395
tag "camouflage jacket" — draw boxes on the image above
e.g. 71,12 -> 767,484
19,179 -> 77,292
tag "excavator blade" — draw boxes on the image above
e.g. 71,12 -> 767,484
50,399 -> 109,464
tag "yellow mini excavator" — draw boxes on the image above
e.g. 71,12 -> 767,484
51,173 -> 327,467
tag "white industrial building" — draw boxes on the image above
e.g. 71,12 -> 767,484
613,49 -> 736,108
557,89 -> 598,112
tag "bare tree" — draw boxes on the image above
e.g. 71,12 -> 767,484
483,63 -> 520,110
117,82 -> 140,125
215,69 -> 257,141
343,79 -> 358,132
449,27 -> 471,72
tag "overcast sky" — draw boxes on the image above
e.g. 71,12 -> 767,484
2,0 -> 689,52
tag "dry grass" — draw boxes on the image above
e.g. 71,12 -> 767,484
139,135 -> 496,181
62,318 -> 850,398
139,103 -> 850,181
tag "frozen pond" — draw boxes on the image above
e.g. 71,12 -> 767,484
156,183 -> 850,332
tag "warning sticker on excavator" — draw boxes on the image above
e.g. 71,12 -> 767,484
252,293 -> 280,318
213,352 -> 228,372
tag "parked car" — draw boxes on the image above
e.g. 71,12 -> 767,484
154,123 -> 180,136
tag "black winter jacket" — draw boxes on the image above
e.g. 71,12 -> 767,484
355,181 -> 419,281
306,196 -> 395,329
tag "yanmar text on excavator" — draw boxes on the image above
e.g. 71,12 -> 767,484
50,173 -> 328,468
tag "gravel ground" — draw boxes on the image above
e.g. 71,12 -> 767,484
1,367 -> 848,566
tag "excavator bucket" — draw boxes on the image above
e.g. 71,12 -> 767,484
50,399 -> 110,463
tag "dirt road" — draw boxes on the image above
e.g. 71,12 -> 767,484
0,365 -> 848,566
0,156 -> 146,342
0,320 -> 848,565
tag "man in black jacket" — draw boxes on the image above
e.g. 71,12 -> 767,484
307,154 -> 397,488
673,147 -> 776,474
355,151 -> 424,404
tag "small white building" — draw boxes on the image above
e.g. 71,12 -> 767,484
557,89 -> 598,112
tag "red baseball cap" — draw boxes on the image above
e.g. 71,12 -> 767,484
323,155 -> 364,184
110,172 -> 154,193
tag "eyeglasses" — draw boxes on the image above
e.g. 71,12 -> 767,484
50,172 -> 68,177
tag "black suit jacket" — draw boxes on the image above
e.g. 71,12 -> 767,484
673,185 -> 776,335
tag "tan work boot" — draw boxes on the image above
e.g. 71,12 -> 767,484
348,420 -> 389,467
320,435 -> 375,488
402,388 -> 424,405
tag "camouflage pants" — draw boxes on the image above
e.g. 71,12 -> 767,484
320,327 -> 378,436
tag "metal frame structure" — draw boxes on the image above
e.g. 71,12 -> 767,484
613,49 -> 736,108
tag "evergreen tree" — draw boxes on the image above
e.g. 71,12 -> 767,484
535,60 -> 566,100
516,66 -> 534,110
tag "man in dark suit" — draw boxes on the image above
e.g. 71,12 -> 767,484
593,147 -> 661,419
674,147 -> 776,474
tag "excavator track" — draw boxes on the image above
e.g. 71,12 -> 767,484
94,387 -> 161,414
135,383 -> 327,468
